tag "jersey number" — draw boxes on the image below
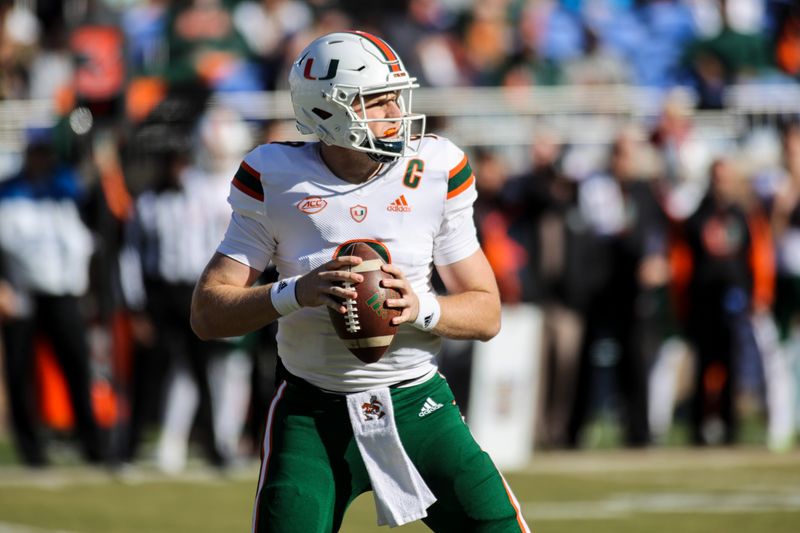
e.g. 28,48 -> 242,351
403,159 -> 424,189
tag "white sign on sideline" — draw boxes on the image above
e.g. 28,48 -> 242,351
467,304 -> 542,470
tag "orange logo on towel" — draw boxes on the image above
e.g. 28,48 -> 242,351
361,395 -> 386,421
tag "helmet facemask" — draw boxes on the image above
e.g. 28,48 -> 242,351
323,84 -> 426,163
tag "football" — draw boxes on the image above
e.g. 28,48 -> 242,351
328,241 -> 400,363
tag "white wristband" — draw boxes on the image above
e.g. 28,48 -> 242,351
412,293 -> 441,332
270,276 -> 301,316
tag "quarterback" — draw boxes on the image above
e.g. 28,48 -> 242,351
191,31 -> 530,532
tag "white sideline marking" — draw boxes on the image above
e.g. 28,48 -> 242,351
0,522 -> 78,533
0,463 -> 258,489
524,490 -> 800,521
522,449 -> 800,475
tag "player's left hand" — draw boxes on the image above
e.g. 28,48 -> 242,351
380,264 -> 419,326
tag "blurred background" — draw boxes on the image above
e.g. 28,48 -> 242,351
0,0 -> 799,531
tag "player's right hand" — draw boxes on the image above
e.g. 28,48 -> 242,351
295,256 -> 364,313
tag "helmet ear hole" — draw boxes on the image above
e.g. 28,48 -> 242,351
349,131 -> 367,145
312,107 -> 333,120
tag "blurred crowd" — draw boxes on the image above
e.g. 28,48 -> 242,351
0,0 -> 799,470
1,0 -> 799,105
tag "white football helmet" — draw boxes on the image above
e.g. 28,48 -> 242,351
288,31 -> 426,162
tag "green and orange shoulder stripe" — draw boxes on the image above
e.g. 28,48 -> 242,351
232,160 -> 264,202
447,154 -> 475,200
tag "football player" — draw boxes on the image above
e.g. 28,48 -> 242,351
191,31 -> 530,532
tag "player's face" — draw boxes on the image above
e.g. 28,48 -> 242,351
352,91 -> 403,140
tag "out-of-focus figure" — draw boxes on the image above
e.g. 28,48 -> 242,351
164,0 -> 262,92
650,90 -> 716,220
231,0 -> 312,90
0,0 -> 39,99
683,156 -> 753,445
503,131 -> 587,448
682,0 -> 775,109
571,126 -> 669,447
0,131 -> 104,467
473,148 -> 525,304
765,122 -> 800,450
121,108 -> 253,472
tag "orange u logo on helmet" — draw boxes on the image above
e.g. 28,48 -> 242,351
303,58 -> 339,80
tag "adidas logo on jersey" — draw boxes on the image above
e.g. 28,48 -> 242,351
418,397 -> 443,417
387,195 -> 412,212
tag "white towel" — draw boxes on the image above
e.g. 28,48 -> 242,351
346,388 -> 437,527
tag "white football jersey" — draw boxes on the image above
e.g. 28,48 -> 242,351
217,135 -> 479,392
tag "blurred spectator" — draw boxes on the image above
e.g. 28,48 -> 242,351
121,107 -> 253,472
570,126 -> 669,447
682,156 -> 753,445
26,16 -> 72,102
527,0 -> 584,64
562,25 -> 631,86
123,147 -> 224,472
460,1 -> 515,85
634,0 -> 696,87
121,0 -> 169,76
164,0 -> 262,92
0,131 -> 104,467
683,0 -> 775,108
579,0 -> 646,73
774,2 -> 800,80
765,121 -> 800,448
0,0 -> 39,99
385,0 -> 464,87
650,89 -> 715,219
503,131 -> 587,448
232,0 -> 312,90
473,148 -> 526,303
505,1 -> 574,87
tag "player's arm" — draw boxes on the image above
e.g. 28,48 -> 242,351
432,249 -> 501,340
382,249 -> 501,341
191,252 -> 364,340
191,253 -> 273,340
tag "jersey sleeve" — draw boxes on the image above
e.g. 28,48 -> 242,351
216,148 -> 277,271
433,143 -> 480,266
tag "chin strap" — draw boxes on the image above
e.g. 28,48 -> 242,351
364,138 -> 403,163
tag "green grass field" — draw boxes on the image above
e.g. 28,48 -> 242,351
0,447 -> 798,532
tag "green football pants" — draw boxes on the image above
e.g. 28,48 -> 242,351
251,372 -> 530,532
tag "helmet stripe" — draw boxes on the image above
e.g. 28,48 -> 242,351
348,30 -> 401,72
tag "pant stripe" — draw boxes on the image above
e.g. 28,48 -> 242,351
501,475 -> 531,532
251,380 -> 287,533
